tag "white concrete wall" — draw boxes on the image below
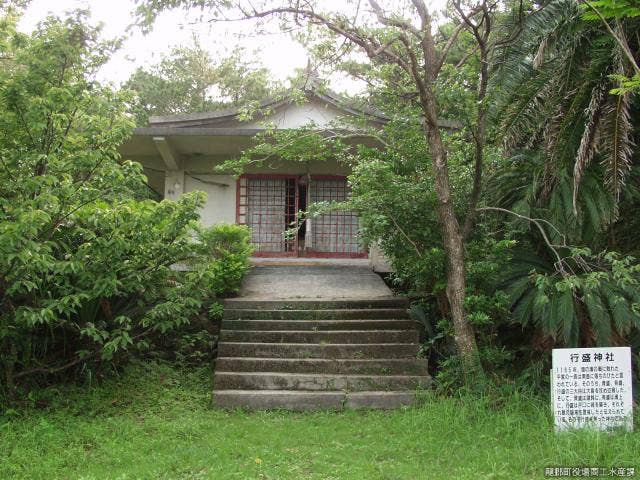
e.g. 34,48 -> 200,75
183,174 -> 237,225
242,100 -> 345,129
369,242 -> 393,273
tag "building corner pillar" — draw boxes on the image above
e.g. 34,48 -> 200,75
164,170 -> 185,200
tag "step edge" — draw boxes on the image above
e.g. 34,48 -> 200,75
217,342 -> 420,346
220,329 -> 415,334
216,356 -> 427,362
222,319 -> 416,322
214,371 -> 430,378
224,308 -> 409,312
221,320 -> 419,323
213,389 -> 422,395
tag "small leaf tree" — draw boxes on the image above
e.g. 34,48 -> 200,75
0,10 -> 253,394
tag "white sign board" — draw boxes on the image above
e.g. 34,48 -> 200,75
551,347 -> 633,431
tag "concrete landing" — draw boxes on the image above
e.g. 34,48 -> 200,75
235,264 -> 395,301
250,257 -> 371,267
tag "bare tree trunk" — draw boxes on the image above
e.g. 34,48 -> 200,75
421,96 -> 484,382
414,1 -> 485,382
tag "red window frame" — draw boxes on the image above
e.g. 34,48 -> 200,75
236,173 -> 367,258
306,175 -> 367,258
236,174 -> 299,257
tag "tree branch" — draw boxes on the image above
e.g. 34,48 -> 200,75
477,206 -> 571,277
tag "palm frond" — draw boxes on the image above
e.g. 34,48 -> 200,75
572,81 -> 607,215
555,288 -> 578,346
600,88 -> 634,210
533,37 -> 547,70
583,290 -> 612,346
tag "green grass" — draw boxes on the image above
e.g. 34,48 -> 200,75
0,361 -> 637,480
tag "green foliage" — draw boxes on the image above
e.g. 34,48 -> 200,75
506,249 -> 640,347
492,0 -> 639,212
122,40 -> 278,125
174,329 -> 216,365
484,0 -> 640,370
187,223 -> 253,297
133,0 -> 640,396
610,73 -> 640,94
429,239 -> 523,393
486,156 -> 620,247
348,139 -> 442,296
580,0 -> 640,20
1,361 -> 639,479
216,123 -> 350,175
0,13 -> 252,396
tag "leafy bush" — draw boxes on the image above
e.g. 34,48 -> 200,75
0,13 -> 252,400
121,224 -> 252,369
189,223 -> 253,297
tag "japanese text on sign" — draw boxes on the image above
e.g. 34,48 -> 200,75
551,347 -> 633,431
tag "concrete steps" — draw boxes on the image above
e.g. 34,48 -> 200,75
221,319 -> 419,331
222,298 -> 409,310
214,390 -> 420,411
213,298 -> 429,410
215,357 -> 428,375
217,342 -> 419,359
219,329 -> 419,344
222,308 -> 410,320
215,372 -> 430,391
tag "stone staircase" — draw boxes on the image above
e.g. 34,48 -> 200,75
213,298 -> 430,410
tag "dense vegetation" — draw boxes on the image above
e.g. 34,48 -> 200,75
0,9 -> 253,403
146,0 -> 640,391
0,0 -> 636,395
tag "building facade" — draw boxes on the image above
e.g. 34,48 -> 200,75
119,86 -> 394,265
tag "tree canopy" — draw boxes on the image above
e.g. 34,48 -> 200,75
123,40 -> 278,125
0,9 -> 252,394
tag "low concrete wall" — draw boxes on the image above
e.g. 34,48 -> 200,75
184,174 -> 237,225
369,243 -> 393,273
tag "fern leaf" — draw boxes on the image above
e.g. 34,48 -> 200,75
533,291 -> 553,337
554,288 -> 579,346
601,283 -> 634,335
512,287 -> 537,326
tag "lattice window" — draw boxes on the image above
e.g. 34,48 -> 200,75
309,178 -> 363,254
238,176 -> 296,254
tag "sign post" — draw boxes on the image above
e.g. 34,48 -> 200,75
551,347 -> 633,431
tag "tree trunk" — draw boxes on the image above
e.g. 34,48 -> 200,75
420,95 -> 485,384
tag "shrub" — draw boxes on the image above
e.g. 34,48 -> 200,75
0,13 -> 253,400
189,223 -> 253,297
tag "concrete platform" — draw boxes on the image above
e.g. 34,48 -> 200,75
235,264 -> 396,301
250,257 -> 371,267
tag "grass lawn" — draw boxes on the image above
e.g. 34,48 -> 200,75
0,361 -> 637,480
